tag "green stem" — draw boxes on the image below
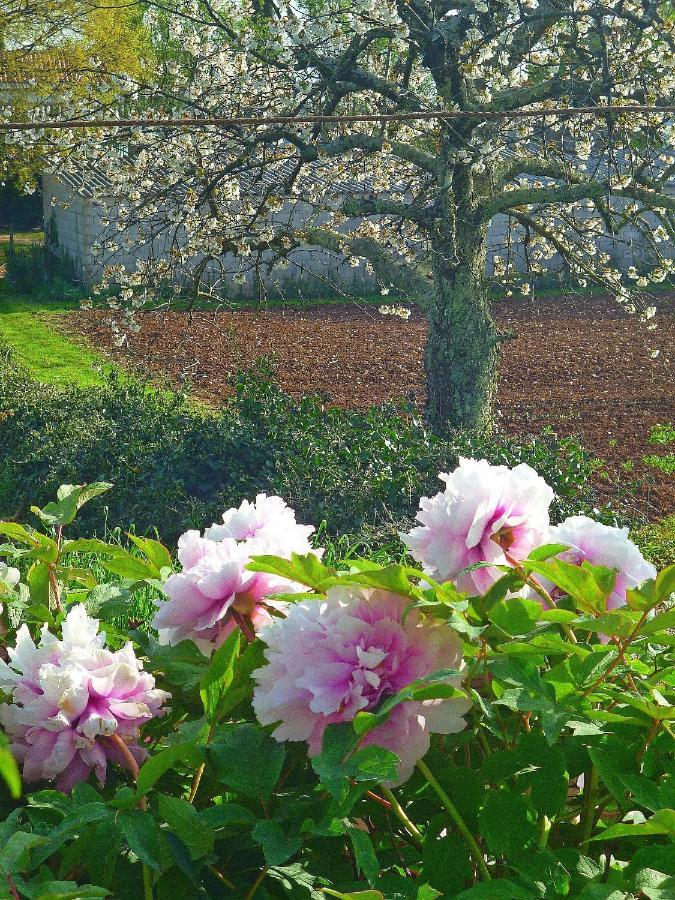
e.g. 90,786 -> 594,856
417,758 -> 491,881
580,767 -> 599,846
381,786 -> 424,848
188,719 -> 216,804
477,728 -> 491,758
243,867 -> 268,900
142,862 -> 154,900
107,734 -> 153,900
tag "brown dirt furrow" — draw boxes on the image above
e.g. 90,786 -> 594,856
62,293 -> 675,518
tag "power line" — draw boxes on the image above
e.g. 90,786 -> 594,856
1,105 -> 674,131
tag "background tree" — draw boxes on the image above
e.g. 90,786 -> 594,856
22,0 -> 675,429
0,1 -> 150,190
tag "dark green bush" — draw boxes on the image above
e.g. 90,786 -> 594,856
0,351 -> 611,545
4,240 -> 80,298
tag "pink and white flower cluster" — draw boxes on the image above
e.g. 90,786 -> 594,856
152,494 -> 320,653
253,586 -> 470,785
0,605 -> 169,793
401,458 -> 554,593
401,458 -> 655,608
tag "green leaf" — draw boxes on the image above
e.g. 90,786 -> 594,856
344,820 -> 379,886
136,743 -> 198,796
311,724 -> 399,800
0,732 -> 21,799
353,669 -> 464,737
99,550 -> 158,581
423,831 -> 472,896
332,564 -> 418,598
199,629 -> 240,723
590,808 -> 675,841
26,561 -> 51,605
252,820 -> 301,866
199,803 -> 256,829
119,809 -> 163,870
0,523 -> 42,546
487,598 -> 543,635
478,790 -> 537,858
322,892 -> 385,900
127,534 -> 172,574
575,886 -> 628,899
655,565 -> 675,602
60,538 -> 120,556
0,831 -> 46,873
477,570 -> 527,614
527,543 -> 572,562
157,794 -> 214,859
575,648 -> 619,689
86,582 -> 133,619
455,883 -> 535,899
641,607 -> 675,636
33,882 -> 110,899
32,482 -> 113,527
525,559 -> 617,613
208,723 -> 285,800
247,552 -> 334,590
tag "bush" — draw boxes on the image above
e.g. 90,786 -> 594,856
0,354 -> 611,545
4,240 -> 80,298
0,483 -> 672,900
632,515 -> 675,570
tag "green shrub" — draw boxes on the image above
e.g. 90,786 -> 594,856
0,484 -> 673,900
0,351 -> 613,545
632,515 -> 675,570
4,241 -> 80,299
4,243 -> 46,294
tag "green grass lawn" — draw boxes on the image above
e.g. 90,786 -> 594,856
0,240 -> 110,388
0,304 -> 108,389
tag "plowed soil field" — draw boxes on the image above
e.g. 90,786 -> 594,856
64,293 -> 674,518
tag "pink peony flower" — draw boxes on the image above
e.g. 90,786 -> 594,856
153,495 -> 320,653
401,458 -> 554,594
0,605 -> 169,793
543,515 -> 656,610
252,586 -> 470,785
205,493 -> 315,547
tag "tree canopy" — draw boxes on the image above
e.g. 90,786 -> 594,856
13,0 -> 675,427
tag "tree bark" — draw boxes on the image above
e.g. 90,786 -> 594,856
424,233 -> 499,432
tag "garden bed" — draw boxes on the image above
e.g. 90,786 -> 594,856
64,292 -> 675,517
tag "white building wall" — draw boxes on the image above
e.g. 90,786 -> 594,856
44,172 -> 673,295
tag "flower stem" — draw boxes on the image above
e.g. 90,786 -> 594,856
6,875 -> 19,900
188,720 -> 216,804
106,733 -> 153,900
48,566 -> 63,614
381,786 -> 424,848
243,866 -> 268,900
208,865 -> 237,892
142,860 -> 154,900
417,758 -> 491,882
580,766 -> 599,846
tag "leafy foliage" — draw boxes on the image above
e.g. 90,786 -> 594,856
0,484 -> 673,898
0,358 -> 611,547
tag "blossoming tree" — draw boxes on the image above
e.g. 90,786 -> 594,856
26,0 -> 675,428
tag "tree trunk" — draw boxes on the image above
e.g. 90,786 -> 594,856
424,235 -> 499,432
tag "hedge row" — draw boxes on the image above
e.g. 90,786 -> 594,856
0,350 -> 609,546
